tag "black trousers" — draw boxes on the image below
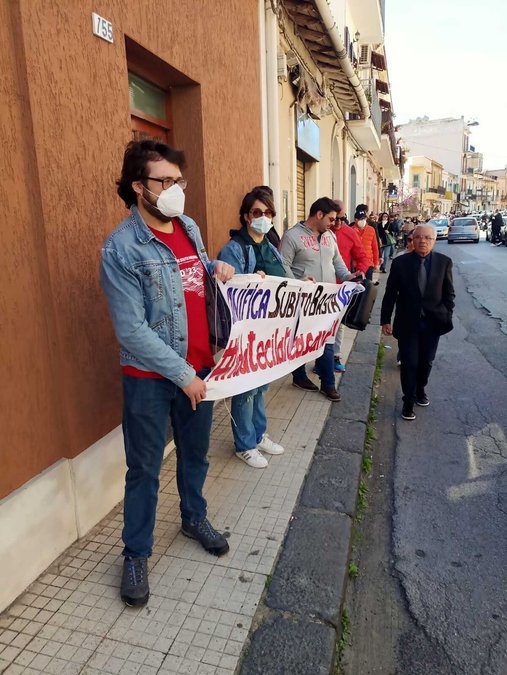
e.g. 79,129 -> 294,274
491,226 -> 501,244
398,319 -> 440,405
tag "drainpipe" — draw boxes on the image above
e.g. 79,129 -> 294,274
342,127 -> 348,210
265,1 -> 281,224
258,0 -> 269,184
313,0 -> 370,120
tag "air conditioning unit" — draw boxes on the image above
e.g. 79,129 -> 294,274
359,44 -> 371,66
277,52 -> 287,80
278,50 -> 298,80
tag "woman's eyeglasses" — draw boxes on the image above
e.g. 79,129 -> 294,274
250,208 -> 274,218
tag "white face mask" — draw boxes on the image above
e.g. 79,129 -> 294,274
250,215 -> 272,234
156,183 -> 185,217
357,219 -> 367,228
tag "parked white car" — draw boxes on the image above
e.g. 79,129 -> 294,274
448,217 -> 480,244
428,217 -> 449,239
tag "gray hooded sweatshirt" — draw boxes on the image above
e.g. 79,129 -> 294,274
280,221 -> 352,283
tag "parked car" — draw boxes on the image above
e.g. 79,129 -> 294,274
448,217 -> 480,244
428,217 -> 449,239
486,216 -> 507,243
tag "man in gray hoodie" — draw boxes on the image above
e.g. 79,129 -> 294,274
280,197 -> 363,402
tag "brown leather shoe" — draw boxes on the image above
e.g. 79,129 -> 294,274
292,377 -> 319,392
320,386 -> 341,402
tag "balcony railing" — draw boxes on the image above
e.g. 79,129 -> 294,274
348,79 -> 382,139
363,79 -> 382,139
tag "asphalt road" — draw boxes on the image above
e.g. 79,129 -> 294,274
343,235 -> 507,675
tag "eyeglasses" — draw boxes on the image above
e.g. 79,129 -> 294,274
145,176 -> 187,190
413,235 -> 435,242
337,216 -> 348,222
250,208 -> 274,218
327,216 -> 337,222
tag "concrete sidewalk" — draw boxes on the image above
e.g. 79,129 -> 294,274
0,317 -> 378,675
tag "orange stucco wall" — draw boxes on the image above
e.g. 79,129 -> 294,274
0,0 -> 263,498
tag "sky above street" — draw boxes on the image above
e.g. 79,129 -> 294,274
385,0 -> 507,171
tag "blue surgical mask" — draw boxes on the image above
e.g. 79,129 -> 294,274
250,215 -> 272,234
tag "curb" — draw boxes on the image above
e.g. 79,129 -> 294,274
238,289 -> 383,675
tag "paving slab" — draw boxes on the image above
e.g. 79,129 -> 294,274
266,508 -> 352,626
299,450 -> 362,516
318,417 -> 367,453
240,614 -> 336,675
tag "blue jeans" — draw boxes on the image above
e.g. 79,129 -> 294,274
122,371 -> 213,558
293,343 -> 335,387
380,245 -> 394,271
231,385 -> 268,451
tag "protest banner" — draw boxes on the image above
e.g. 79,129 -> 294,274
205,275 -> 363,400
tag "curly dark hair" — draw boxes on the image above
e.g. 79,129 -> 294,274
116,140 -> 186,208
239,188 -> 276,227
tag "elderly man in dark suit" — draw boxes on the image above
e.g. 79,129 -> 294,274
380,224 -> 455,420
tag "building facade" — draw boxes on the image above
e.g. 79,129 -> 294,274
396,116 -> 502,214
402,155 -> 447,217
270,0 -> 400,229
0,0 -> 264,611
485,169 -> 507,209
1,0 -> 400,610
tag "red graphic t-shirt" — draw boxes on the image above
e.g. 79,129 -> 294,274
122,219 -> 214,379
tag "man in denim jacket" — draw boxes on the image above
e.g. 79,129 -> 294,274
100,140 -> 234,607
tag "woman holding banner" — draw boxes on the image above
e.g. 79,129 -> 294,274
217,188 -> 289,468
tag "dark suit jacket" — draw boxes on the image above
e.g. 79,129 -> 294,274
380,251 -> 455,338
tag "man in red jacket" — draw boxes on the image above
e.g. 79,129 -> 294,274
329,200 -> 370,372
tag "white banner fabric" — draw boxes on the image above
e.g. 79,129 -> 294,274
204,275 -> 363,400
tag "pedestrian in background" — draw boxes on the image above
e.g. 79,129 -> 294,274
490,210 -> 503,246
100,140 -> 235,607
380,224 -> 455,421
217,188 -> 286,468
378,212 -> 396,273
351,206 -> 380,280
330,199 -> 369,372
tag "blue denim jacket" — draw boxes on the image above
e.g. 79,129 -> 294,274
217,237 -> 292,276
100,206 -> 218,388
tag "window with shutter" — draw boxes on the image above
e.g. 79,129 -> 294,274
128,72 -> 173,143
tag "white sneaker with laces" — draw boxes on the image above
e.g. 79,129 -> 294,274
235,449 -> 268,468
257,433 -> 285,455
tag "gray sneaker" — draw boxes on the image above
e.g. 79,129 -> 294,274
181,518 -> 230,556
120,557 -> 149,607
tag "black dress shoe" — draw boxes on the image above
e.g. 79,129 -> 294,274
320,386 -> 341,402
292,377 -> 319,392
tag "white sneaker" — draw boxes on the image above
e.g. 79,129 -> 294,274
257,433 -> 284,455
235,449 -> 268,468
